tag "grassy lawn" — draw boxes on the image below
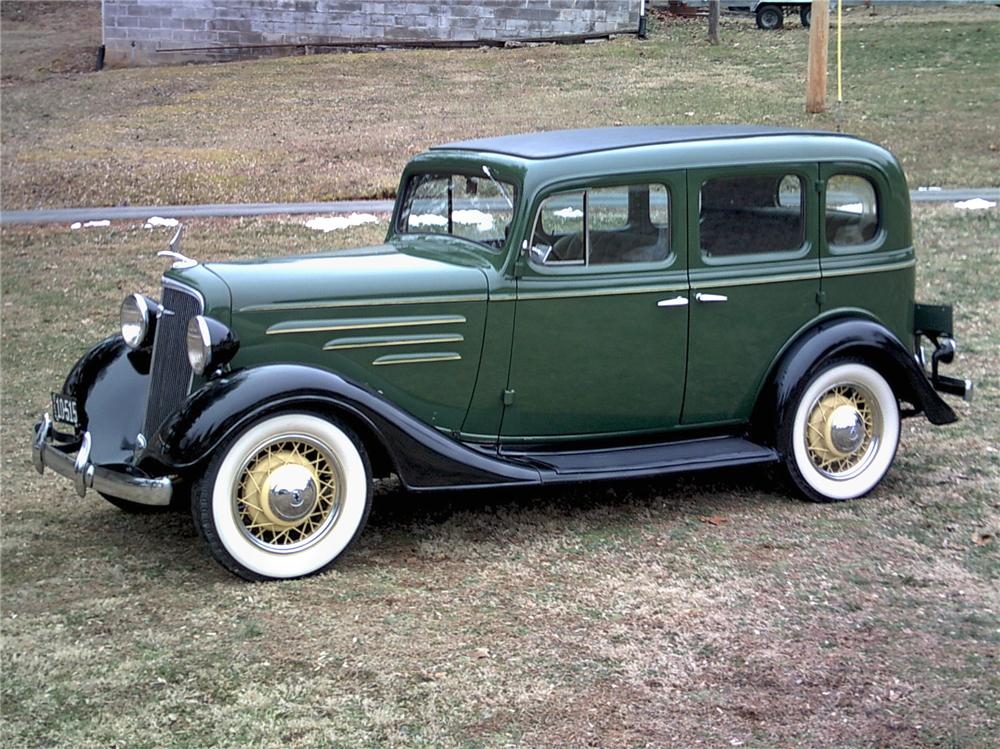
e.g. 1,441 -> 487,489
2,2 -> 998,746
1,205 -> 997,747
1,3 -> 999,210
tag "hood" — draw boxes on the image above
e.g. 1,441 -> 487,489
176,239 -> 493,315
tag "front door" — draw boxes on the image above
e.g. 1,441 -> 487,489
501,174 -> 688,441
683,164 -> 821,425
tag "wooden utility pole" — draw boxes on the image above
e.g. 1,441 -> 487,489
805,0 -> 830,113
708,0 -> 720,45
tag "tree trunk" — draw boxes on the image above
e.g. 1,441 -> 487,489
805,0 -> 830,113
708,0 -> 720,45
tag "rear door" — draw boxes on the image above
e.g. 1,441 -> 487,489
683,164 -> 821,424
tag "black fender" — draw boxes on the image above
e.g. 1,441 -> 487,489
144,364 -> 541,491
753,315 -> 957,448
61,335 -> 151,467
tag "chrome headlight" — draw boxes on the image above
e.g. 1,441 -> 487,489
186,315 -> 239,376
120,293 -> 159,350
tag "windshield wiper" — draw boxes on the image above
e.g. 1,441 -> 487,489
481,165 -> 514,210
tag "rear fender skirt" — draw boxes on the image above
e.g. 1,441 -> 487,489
60,335 -> 151,466
754,315 -> 956,446
144,364 -> 540,490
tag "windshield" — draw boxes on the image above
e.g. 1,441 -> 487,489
396,172 -> 517,251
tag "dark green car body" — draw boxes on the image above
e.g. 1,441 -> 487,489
170,127 -> 941,446
33,127 -> 970,571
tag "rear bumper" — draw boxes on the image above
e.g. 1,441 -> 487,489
32,413 -> 172,506
915,334 -> 974,403
932,372 -> 974,401
914,303 -> 973,403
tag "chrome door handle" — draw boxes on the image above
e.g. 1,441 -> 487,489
695,292 -> 728,303
657,296 -> 689,308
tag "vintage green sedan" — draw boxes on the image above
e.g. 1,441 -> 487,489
33,126 -> 971,581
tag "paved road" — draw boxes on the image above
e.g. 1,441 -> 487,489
1,190 -> 997,226
0,200 -> 396,226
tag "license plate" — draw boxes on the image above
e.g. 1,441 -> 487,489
51,392 -> 79,427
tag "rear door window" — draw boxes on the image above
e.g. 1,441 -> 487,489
699,174 -> 805,258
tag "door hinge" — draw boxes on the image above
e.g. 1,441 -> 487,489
502,388 -> 515,406
815,179 -> 825,194
816,289 -> 827,306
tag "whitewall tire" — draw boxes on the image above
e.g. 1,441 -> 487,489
192,412 -> 371,581
783,361 -> 900,502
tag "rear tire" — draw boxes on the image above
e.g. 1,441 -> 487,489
756,4 -> 784,30
781,360 -> 900,503
191,412 -> 372,581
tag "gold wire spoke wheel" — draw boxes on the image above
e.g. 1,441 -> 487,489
233,435 -> 343,552
804,383 -> 882,480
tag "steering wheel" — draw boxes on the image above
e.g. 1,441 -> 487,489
529,226 -> 559,264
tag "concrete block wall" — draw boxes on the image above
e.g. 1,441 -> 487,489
102,1 -> 640,66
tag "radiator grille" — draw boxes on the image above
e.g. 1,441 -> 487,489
143,284 -> 202,437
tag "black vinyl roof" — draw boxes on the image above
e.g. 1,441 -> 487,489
433,125 -> 840,159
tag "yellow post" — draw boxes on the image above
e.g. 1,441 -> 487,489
837,0 -> 843,102
806,0 -> 830,113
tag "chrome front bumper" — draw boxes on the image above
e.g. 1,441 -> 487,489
32,413 -> 172,506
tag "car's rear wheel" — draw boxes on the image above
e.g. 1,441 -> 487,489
782,360 -> 900,502
756,4 -> 784,30
192,412 -> 371,581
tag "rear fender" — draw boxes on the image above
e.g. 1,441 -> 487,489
753,315 -> 956,448
144,364 -> 540,490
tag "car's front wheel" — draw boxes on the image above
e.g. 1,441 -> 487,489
782,360 -> 900,502
192,412 -> 371,581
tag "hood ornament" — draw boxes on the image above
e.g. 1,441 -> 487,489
157,225 -> 197,268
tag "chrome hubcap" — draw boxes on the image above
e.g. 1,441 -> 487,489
805,384 -> 881,480
266,464 -> 318,522
828,405 -> 865,455
232,436 -> 343,552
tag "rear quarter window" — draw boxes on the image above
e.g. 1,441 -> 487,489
826,174 -> 879,250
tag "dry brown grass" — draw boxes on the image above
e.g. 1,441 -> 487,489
0,1 -> 101,84
1,3 -> 999,211
1,205 -> 997,747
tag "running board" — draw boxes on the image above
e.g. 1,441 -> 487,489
502,436 -> 778,484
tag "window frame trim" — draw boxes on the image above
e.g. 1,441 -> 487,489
823,171 -> 886,256
694,169 -> 812,267
526,180 -> 676,275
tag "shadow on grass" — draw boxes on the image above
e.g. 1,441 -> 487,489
24,463 -> 793,581
365,463 -> 791,532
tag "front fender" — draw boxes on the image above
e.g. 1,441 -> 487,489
145,364 -> 540,490
61,335 -> 150,467
754,316 -> 957,446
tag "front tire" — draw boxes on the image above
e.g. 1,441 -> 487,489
782,361 -> 900,502
192,412 -> 372,581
